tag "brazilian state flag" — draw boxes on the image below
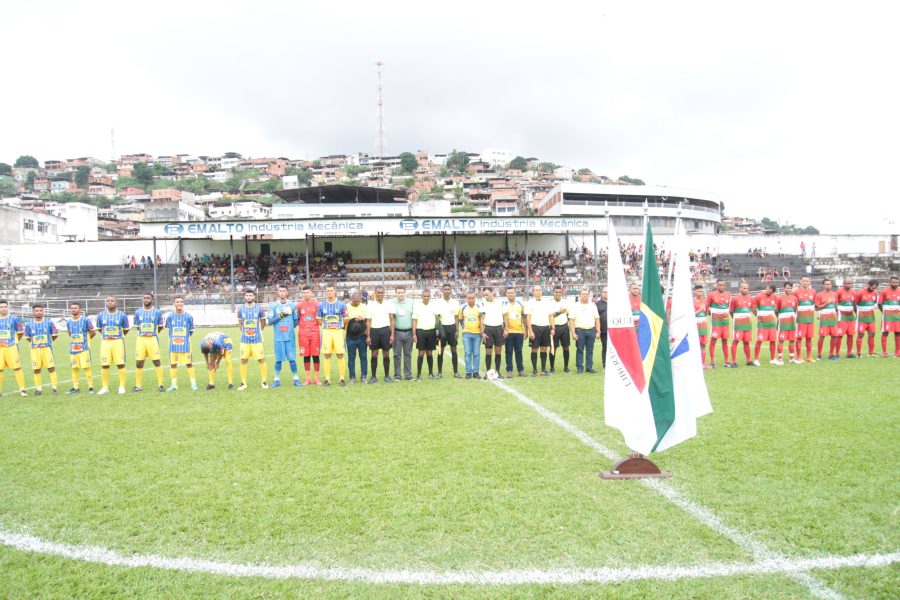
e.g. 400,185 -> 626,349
637,225 -> 676,451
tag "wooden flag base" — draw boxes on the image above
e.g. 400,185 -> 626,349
600,453 -> 671,479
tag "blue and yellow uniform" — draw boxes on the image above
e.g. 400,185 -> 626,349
317,299 -> 348,354
203,332 -> 233,355
268,300 -> 298,362
133,307 -> 163,361
24,319 -> 58,370
0,314 -> 25,371
237,303 -> 266,361
96,310 -> 129,366
65,316 -> 94,369
165,311 -> 194,365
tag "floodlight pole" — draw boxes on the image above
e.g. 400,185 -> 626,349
152,236 -> 158,298
305,233 -> 311,287
229,235 -> 235,311
524,231 -> 529,286
379,232 -> 386,287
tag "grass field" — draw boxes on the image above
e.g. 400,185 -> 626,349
0,326 -> 898,598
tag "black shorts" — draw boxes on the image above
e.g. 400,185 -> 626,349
530,325 -> 551,348
553,325 -> 571,348
438,324 -> 458,347
484,325 -> 504,349
416,328 -> 437,351
369,326 -> 391,351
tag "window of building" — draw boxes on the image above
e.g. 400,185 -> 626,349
24,219 -> 34,231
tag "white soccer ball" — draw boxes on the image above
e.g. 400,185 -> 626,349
486,369 -> 499,381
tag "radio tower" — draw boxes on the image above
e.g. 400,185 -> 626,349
375,61 -> 386,158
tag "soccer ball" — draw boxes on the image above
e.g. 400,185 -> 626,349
486,369 -> 499,381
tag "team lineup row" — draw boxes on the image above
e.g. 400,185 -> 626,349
0,274 -> 897,396
685,275 -> 900,367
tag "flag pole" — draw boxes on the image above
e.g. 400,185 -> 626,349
664,202 -> 683,307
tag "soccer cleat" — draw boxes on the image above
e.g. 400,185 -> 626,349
132,386 -> 143,392
453,373 -> 461,379
790,359 -> 803,364
806,357 -> 815,363
270,380 -> 281,388
817,355 -> 823,361
868,353 -> 877,358
238,384 -> 248,391
158,385 -> 165,392
322,380 -> 331,387
88,387 -> 95,393
190,384 -> 199,391
883,352 -> 889,357
293,379 -> 302,387
19,390 -> 28,397
415,376 -> 422,381
206,384 -> 215,390
261,382 -> 268,389
315,379 -> 322,386
497,372 -> 504,379
339,379 -> 346,387
429,374 -> 437,380
65,388 -> 80,395
97,388 -> 109,395
52,388 -> 58,395
750,360 -> 760,366
165,385 -> 178,392
857,353 -> 863,358
563,368 -> 570,373
34,390 -> 42,396
228,383 -> 234,390
506,371 -> 513,378
730,362 -> 739,368
384,376 -> 394,383
541,370 -> 550,376
367,376 -> 378,384
518,370 -> 526,377
846,354 -> 856,359
304,378 -> 312,386
118,387 -> 126,394
532,370 -> 539,377
723,363 -> 731,368
702,364 -> 712,370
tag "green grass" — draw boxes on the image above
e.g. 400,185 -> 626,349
0,326 -> 898,598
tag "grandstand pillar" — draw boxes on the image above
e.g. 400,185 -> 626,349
305,234 -> 310,286
453,233 -> 457,280
229,235 -> 235,310
152,236 -> 158,298
525,232 -> 529,284
379,232 -> 385,287
593,229 -> 599,279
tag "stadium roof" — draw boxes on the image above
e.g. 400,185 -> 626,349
274,184 -> 408,204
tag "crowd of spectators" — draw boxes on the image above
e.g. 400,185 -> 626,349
405,249 -> 575,288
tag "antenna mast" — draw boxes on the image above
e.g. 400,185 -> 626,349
375,61 -> 386,158
110,127 -> 116,162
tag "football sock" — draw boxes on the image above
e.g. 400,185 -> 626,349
427,355 -> 433,374
186,367 -> 196,386
102,368 -> 111,389
451,350 -> 458,374
34,372 -> 42,390
322,356 -> 331,381
417,355 -> 423,376
338,356 -> 347,380
15,369 -> 25,390
116,367 -> 125,387
259,362 -> 267,382
72,367 -> 80,389
135,368 -> 143,387
240,362 -> 248,385
531,352 -> 538,371
225,359 -> 233,385
540,351 -> 547,371
383,356 -> 391,377
288,361 -> 297,377
83,367 -> 92,387
49,371 -> 57,388
208,368 -> 216,385
563,348 -> 570,368
371,356 -> 378,376
155,366 -> 164,385
169,367 -> 177,384
494,353 -> 502,371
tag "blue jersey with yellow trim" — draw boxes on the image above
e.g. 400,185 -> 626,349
0,314 -> 24,348
25,319 -> 57,348
134,307 -> 163,337
165,312 -> 194,353
317,300 -> 348,329
96,310 -> 129,340
65,316 -> 94,355
236,304 -> 265,344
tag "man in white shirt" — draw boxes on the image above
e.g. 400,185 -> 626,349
548,285 -> 572,373
365,286 -> 395,383
412,289 -> 438,380
480,286 -> 505,376
569,288 -> 601,374
431,283 -> 461,378
525,285 -> 554,376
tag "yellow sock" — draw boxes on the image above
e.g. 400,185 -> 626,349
259,362 -> 267,383
34,372 -> 42,390
83,367 -> 93,388
187,366 -> 196,385
208,368 -> 216,385
169,367 -> 177,385
49,371 -> 58,389
135,368 -> 143,387
225,360 -> 233,385
116,368 -> 125,387
72,367 -> 80,390
338,356 -> 347,381
155,365 -> 164,386
101,368 -> 110,389
322,356 -> 331,381
15,369 -> 25,390
240,362 -> 248,385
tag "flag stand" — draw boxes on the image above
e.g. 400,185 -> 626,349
600,454 -> 671,479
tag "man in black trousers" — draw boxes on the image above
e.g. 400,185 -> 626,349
595,286 -> 608,368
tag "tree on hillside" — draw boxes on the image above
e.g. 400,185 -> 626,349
133,162 -> 154,188
14,155 -> 39,169
446,150 -> 469,174
25,171 -> 36,190
0,163 -> 12,176
508,156 -> 527,171
577,168 -> 591,175
539,162 -> 558,172
75,166 -> 90,189
0,177 -> 17,196
618,175 -> 645,185
399,152 -> 418,174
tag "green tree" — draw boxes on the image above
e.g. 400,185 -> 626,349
0,163 -> 12,176
133,162 -> 154,188
106,162 -> 117,172
342,165 -> 365,177
539,162 -> 558,172
176,176 -> 210,195
619,175 -> 645,185
0,176 -> 17,196
25,171 -> 36,190
801,226 -> 820,235
402,177 -> 415,189
75,166 -> 90,189
446,150 -> 469,174
577,168 -> 591,175
261,178 -> 282,193
508,156 -> 527,171
224,172 -> 244,194
14,155 -> 39,169
399,152 -> 418,174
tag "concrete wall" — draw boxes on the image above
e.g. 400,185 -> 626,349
0,239 -> 181,267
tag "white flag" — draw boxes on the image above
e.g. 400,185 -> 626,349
655,221 -> 713,452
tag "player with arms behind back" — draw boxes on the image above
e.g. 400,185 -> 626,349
65,301 -> 95,394
815,278 -> 840,361
854,280 -> 879,358
879,275 -> 900,357
24,303 -> 59,395
776,282 -> 801,364
236,290 -> 267,390
794,276 -> 817,362
96,296 -> 130,395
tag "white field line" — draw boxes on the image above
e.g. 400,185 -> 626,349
0,530 -> 897,586
490,378 -> 854,600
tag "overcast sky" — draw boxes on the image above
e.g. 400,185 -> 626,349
3,0 -> 898,234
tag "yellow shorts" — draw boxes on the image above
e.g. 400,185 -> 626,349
135,336 -> 162,361
0,346 -> 22,370
30,347 -> 56,370
100,339 -> 126,367
70,350 -> 92,369
321,329 -> 346,354
240,342 -> 265,361
170,351 -> 193,366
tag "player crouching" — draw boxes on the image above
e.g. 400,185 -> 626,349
200,332 -> 234,390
